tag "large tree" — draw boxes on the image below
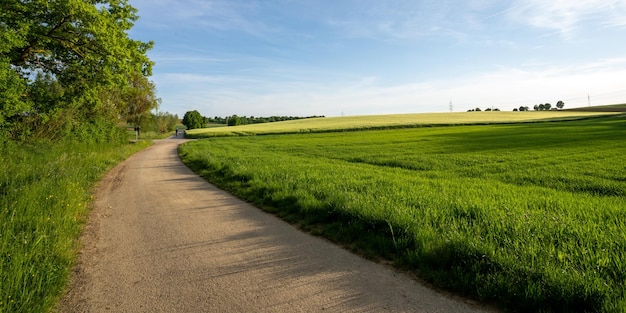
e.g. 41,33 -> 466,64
182,110 -> 204,129
0,0 -> 155,140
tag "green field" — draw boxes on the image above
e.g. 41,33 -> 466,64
179,114 -> 626,312
568,103 -> 626,112
185,111 -> 617,138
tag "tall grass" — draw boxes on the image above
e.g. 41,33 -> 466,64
179,115 -> 626,312
0,139 -> 149,312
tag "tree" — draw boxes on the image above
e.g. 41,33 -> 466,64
227,115 -> 241,126
182,110 -> 203,129
125,71 -> 160,127
0,0 -> 155,140
544,103 -> 551,110
556,100 -> 565,110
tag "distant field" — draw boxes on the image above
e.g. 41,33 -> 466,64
180,114 -> 626,312
185,111 -> 618,138
568,103 -> 626,112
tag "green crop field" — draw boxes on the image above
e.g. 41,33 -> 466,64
179,114 -> 626,312
185,111 -> 617,138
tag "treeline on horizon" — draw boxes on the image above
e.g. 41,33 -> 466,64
213,114 -> 326,126
182,110 -> 325,129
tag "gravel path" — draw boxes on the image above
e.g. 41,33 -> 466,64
59,138 -> 497,312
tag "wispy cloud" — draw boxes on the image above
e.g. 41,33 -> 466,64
506,0 -> 626,39
151,57 -> 626,117
129,0 -> 626,117
133,0 -> 275,36
321,1 -> 473,41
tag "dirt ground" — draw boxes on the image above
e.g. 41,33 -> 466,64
58,137 -> 497,312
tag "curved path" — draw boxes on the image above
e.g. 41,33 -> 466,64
59,137 -> 496,312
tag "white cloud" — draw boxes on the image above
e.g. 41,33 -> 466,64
155,57 -> 626,117
507,0 -> 626,39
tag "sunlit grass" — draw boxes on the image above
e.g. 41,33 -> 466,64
185,111 -> 617,138
180,115 -> 626,312
0,140 -> 150,313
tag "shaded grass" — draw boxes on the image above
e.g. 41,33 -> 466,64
179,115 -> 626,312
0,139 -> 150,312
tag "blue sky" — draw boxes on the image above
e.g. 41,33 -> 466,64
128,0 -> 626,117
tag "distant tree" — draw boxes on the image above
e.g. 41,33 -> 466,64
485,108 -> 492,111
227,115 -> 241,126
538,104 -> 546,111
475,107 -> 482,112
544,103 -> 551,110
513,108 -> 518,111
154,111 -> 179,133
534,105 -> 539,111
556,100 -> 565,110
182,110 -> 203,129
518,106 -> 529,111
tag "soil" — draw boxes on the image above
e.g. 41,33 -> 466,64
58,137 -> 498,312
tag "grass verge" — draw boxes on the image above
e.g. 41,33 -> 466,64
0,139 -> 150,312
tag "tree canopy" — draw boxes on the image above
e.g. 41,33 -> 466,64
0,0 -> 157,141
182,110 -> 204,129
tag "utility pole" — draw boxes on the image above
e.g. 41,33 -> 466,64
449,99 -> 453,112
588,94 -> 591,107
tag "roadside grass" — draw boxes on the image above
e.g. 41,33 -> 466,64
179,114 -> 626,312
185,111 -> 617,138
0,139 -> 150,313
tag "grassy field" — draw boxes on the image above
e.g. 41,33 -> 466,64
179,114 -> 626,312
185,111 -> 617,138
0,140 -> 150,313
568,103 -> 626,112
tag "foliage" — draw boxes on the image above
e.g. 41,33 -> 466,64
180,115 -> 626,312
0,57 -> 29,128
139,110 -> 179,134
0,0 -> 155,141
227,114 -> 241,126
207,115 -> 325,125
182,110 -> 204,129
0,139 -> 150,312
535,103 -> 557,111
557,101 -> 565,110
124,71 -> 161,127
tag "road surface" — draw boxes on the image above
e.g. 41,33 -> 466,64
59,137 -> 496,312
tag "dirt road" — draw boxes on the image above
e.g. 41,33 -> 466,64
59,138 -> 495,312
